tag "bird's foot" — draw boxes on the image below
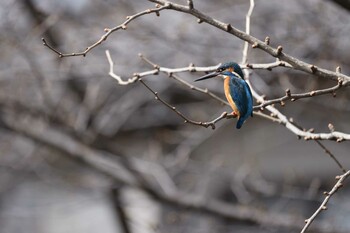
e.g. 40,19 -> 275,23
227,111 -> 238,118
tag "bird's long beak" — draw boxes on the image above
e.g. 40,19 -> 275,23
194,71 -> 220,82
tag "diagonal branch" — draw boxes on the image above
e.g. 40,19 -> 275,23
300,170 -> 350,233
139,78 -> 236,129
42,4 -> 170,57
314,140 -> 347,173
148,0 -> 350,83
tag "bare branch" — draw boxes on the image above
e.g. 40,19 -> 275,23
241,0 -> 255,65
254,79 -> 344,109
314,140 -> 347,173
106,50 -> 139,85
244,60 -> 292,70
139,78 -> 237,129
149,0 -> 350,83
42,4 -> 170,57
301,170 -> 350,233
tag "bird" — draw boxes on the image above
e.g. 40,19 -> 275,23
194,62 -> 253,129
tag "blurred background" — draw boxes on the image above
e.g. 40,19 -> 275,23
0,0 -> 350,232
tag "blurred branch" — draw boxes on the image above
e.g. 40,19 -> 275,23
301,170 -> 350,233
111,188 -> 131,233
21,0 -> 59,47
0,110 -> 341,232
331,0 -> 350,12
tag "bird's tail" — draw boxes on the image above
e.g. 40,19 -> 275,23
236,117 -> 245,129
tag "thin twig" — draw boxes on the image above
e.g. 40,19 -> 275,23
254,79 -> 343,109
106,50 -> 139,85
300,170 -> 350,233
139,78 -> 237,129
314,140 -> 347,173
42,4 -> 170,57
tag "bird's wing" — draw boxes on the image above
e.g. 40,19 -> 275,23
229,77 -> 253,118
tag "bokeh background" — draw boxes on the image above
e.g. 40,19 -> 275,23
1,0 -> 350,232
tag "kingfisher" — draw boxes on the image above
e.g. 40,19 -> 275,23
195,62 -> 253,129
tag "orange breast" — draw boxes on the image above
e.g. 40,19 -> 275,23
224,77 -> 240,117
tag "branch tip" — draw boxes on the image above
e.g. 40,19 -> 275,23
337,138 -> 344,143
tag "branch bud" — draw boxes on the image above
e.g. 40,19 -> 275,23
264,36 -> 270,45
336,66 -> 341,73
285,88 -> 291,97
276,46 -> 283,55
310,65 -> 318,73
328,123 -> 334,132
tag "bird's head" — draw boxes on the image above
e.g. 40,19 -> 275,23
194,62 -> 244,82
